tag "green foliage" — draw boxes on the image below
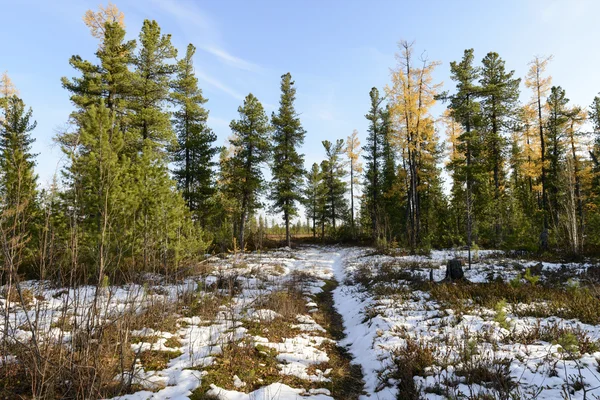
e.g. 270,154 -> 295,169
523,268 -> 540,286
494,299 -> 510,330
0,95 -> 40,270
321,139 -> 348,231
304,163 -> 326,239
270,73 -> 306,245
223,94 -> 271,249
171,44 -> 219,224
362,87 -> 385,242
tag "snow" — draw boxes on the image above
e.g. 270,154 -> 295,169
3,246 -> 600,399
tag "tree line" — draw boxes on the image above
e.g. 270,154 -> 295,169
2,6 -> 600,286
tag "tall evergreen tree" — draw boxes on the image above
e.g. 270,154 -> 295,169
62,21 -> 135,120
225,94 -> 271,249
545,86 -> 569,231
130,19 -> 177,148
171,44 -> 218,223
0,96 -> 39,268
321,139 -> 348,231
479,52 -> 520,246
363,87 -> 385,242
441,49 -> 484,267
304,163 -> 324,239
270,73 -> 306,247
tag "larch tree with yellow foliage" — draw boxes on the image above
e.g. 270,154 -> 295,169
346,129 -> 362,236
524,55 -> 553,250
83,2 -> 125,43
0,72 -> 19,119
387,40 -> 443,250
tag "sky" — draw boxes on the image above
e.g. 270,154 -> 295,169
2,0 -> 600,195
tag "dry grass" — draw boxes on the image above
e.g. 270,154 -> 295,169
191,339 -> 313,396
139,350 -> 182,371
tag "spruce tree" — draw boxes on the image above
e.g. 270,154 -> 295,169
270,73 -> 306,248
171,44 -> 218,223
225,94 -> 271,249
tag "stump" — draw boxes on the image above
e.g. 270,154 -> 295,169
445,258 -> 464,281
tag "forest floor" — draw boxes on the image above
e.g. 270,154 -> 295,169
2,246 -> 600,399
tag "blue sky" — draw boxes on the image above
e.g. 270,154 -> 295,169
2,0 -> 600,191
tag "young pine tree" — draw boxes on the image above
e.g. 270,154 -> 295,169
225,94 -> 271,249
171,44 -> 218,224
321,139 -> 348,231
270,73 -> 306,248
0,96 -> 39,271
304,163 -> 325,239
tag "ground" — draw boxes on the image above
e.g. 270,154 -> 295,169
1,246 -> 600,399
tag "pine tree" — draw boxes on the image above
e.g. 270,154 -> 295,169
63,101 -> 128,279
62,20 -> 135,121
60,16 -> 204,275
321,139 -> 348,231
479,52 -> 520,246
346,129 -> 362,237
0,96 -> 39,269
225,94 -> 271,249
130,19 -> 177,148
270,73 -> 306,248
363,87 -> 385,242
171,44 -> 218,223
441,49 -> 485,267
304,163 -> 324,238
545,86 -> 569,233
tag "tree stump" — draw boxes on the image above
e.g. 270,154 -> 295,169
445,258 -> 465,281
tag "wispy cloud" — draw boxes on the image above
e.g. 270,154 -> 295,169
149,0 -> 261,72
199,45 -> 262,73
195,69 -> 245,101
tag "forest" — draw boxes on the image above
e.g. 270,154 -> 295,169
2,3 -> 600,400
